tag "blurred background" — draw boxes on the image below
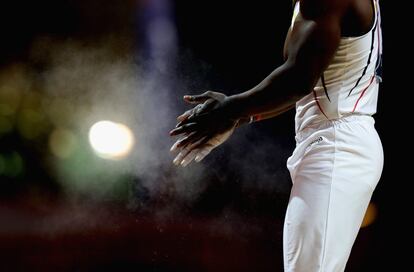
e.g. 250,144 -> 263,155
0,0 -> 398,271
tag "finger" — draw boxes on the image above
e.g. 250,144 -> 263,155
195,144 -> 215,162
173,147 -> 191,166
172,132 -> 204,155
176,131 -> 205,149
183,91 -> 213,104
176,107 -> 208,126
175,103 -> 206,127
170,139 -> 180,152
171,129 -> 200,153
183,134 -> 209,150
197,99 -> 216,113
170,131 -> 196,152
186,104 -> 216,122
177,112 -> 201,126
191,136 -> 216,162
180,149 -> 198,167
178,135 -> 208,166
175,120 -> 185,129
177,109 -> 193,123
179,136 -> 211,163
170,122 -> 198,136
172,134 -> 209,166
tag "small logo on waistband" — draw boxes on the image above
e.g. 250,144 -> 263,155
307,136 -> 323,148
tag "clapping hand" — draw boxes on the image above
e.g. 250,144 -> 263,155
169,91 -> 239,167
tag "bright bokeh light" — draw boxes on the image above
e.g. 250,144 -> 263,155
361,202 -> 378,228
88,121 -> 135,160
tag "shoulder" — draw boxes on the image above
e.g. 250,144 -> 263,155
299,0 -> 351,20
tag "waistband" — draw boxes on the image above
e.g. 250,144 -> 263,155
295,114 -> 375,142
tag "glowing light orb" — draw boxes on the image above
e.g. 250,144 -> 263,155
88,121 -> 135,160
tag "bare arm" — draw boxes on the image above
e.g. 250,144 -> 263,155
230,0 -> 345,123
170,0 -> 349,164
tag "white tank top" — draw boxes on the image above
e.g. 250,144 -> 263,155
291,0 -> 383,133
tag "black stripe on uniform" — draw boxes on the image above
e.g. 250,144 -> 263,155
347,21 -> 378,97
321,73 -> 331,102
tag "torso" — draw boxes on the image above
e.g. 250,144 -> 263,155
284,0 -> 375,59
287,0 -> 383,133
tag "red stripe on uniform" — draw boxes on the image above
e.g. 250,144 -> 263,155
313,90 -> 329,119
352,76 -> 375,113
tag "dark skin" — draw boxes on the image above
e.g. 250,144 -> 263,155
170,0 -> 375,166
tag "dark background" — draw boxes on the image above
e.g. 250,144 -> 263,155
0,0 -> 401,271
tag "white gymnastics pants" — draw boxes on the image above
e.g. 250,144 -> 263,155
284,115 -> 383,272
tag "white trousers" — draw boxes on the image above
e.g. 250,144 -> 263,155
284,115 -> 383,272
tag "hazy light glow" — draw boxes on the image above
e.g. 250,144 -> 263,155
49,128 -> 77,159
89,121 -> 135,160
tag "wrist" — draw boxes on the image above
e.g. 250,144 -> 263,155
226,93 -> 249,120
235,116 -> 251,128
227,94 -> 263,127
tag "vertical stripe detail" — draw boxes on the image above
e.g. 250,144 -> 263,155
352,76 -> 375,112
347,12 -> 378,97
374,0 -> 383,82
313,90 -> 329,119
321,73 -> 331,102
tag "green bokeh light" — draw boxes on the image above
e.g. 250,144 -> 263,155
0,152 -> 25,178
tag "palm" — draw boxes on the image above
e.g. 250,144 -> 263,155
170,91 -> 238,167
205,121 -> 236,147
172,122 -> 236,167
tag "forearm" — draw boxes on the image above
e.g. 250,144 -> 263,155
235,104 -> 295,127
231,62 -> 311,125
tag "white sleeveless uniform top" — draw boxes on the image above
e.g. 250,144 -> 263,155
291,0 -> 383,133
